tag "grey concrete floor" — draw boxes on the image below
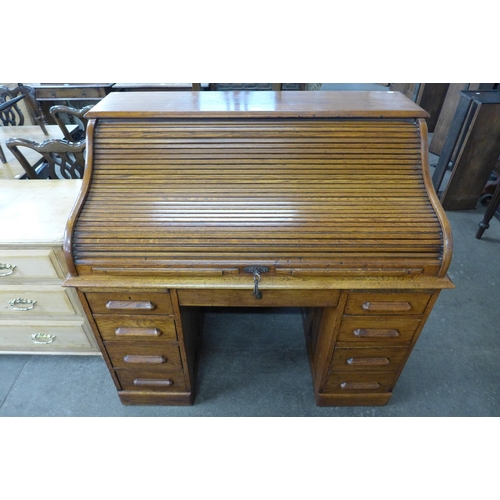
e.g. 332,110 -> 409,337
1,84 -> 499,417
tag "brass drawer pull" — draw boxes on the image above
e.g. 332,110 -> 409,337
31,333 -> 56,344
123,355 -> 166,364
115,327 -> 162,337
8,298 -> 37,311
361,301 -> 412,312
340,381 -> 381,390
0,263 -> 16,277
347,357 -> 390,366
133,378 -> 174,387
106,300 -> 155,311
353,328 -> 400,338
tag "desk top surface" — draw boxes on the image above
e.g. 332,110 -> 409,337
86,91 -> 429,119
0,180 -> 82,244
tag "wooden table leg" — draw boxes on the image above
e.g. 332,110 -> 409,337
477,181 -> 500,238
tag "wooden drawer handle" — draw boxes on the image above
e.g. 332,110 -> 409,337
353,328 -> 400,338
106,300 -> 155,311
347,357 -> 390,366
361,301 -> 412,312
133,378 -> 174,387
340,381 -> 381,390
115,327 -> 162,337
123,355 -> 166,364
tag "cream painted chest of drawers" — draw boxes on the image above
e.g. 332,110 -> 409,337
0,180 -> 99,354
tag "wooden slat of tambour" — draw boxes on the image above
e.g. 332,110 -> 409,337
72,117 -> 444,272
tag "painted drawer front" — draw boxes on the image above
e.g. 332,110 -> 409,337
105,342 -> 183,371
115,369 -> 187,392
336,316 -> 422,344
0,286 -> 77,317
0,250 -> 63,280
344,292 -> 432,315
325,372 -> 397,393
0,323 -> 92,350
93,314 -> 177,342
330,346 -> 409,372
86,292 -> 173,315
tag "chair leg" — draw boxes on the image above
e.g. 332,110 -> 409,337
477,180 -> 500,239
0,144 -> 6,163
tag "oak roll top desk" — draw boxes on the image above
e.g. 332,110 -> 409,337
63,91 -> 454,406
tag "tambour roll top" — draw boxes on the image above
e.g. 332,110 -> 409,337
64,91 -> 452,279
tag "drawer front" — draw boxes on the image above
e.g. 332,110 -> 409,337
330,347 -> 408,373
115,369 -> 187,392
36,87 -> 106,99
105,342 -> 183,371
0,250 -> 63,280
0,323 -> 93,350
0,287 -> 77,317
337,316 -> 422,344
178,288 -> 340,307
325,372 -> 397,393
85,292 -> 173,315
93,314 -> 177,342
344,292 -> 432,315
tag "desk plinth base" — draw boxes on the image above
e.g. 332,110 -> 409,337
118,390 -> 194,406
316,392 -> 392,407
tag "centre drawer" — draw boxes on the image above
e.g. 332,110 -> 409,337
105,342 -> 183,371
337,316 -> 422,344
85,292 -> 173,315
177,288 -> 340,307
93,314 -> 177,342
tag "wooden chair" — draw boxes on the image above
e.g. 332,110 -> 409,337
1,84 -> 49,164
0,84 -> 48,133
0,95 -> 24,163
5,137 -> 86,179
50,104 -> 94,142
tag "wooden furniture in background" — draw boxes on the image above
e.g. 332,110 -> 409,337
432,90 -> 500,210
429,83 -> 498,155
6,137 -> 86,179
0,124 -> 75,179
0,181 -> 99,355
389,83 -> 449,132
1,85 -> 49,163
50,104 -> 94,141
63,91 -> 453,407
29,83 -> 114,124
207,83 -> 306,91
476,178 -> 500,238
112,83 -> 206,92
0,95 -> 24,163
